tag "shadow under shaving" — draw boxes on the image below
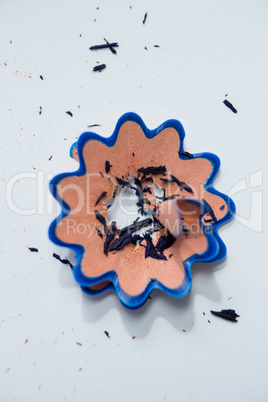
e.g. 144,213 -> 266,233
55,238 -> 226,337
80,258 -> 225,339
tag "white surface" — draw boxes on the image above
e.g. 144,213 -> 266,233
1,1 -> 268,401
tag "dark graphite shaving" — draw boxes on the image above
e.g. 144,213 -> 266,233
143,12 -> 147,24
96,228 -> 103,238
145,215 -> 165,235
144,234 -> 167,260
89,42 -> 119,51
142,185 -> 152,194
138,166 -> 166,180
210,309 -> 240,322
182,226 -> 189,237
109,229 -> 135,251
155,195 -> 165,201
178,151 -> 194,158
103,38 -> 117,54
155,233 -> 176,253
53,253 -> 73,269
117,218 -> 152,237
94,210 -> 108,234
95,191 -> 107,206
134,177 -> 144,215
28,247 -> 38,252
134,176 -> 143,193
169,175 -> 193,193
145,227 -> 159,235
116,177 -> 136,191
104,221 -> 116,256
131,234 -> 143,245
223,99 -> 237,114
93,64 -> 106,72
202,199 -> 217,222
105,160 -> 111,174
144,177 -> 153,183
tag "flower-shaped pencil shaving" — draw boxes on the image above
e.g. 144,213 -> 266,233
49,113 -> 235,309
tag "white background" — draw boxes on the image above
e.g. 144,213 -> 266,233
1,0 -> 268,401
